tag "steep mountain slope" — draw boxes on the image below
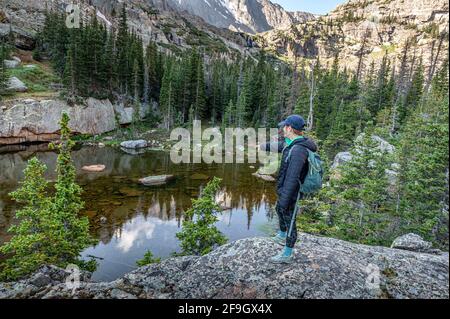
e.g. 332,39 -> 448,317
256,0 -> 449,74
0,0 -> 260,57
154,0 -> 315,34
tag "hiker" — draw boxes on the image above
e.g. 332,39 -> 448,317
261,115 -> 318,263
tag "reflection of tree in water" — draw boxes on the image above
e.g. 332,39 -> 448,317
83,173 -> 277,245
1,147 -> 279,248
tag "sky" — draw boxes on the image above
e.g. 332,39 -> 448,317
271,0 -> 346,15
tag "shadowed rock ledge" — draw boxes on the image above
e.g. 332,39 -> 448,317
0,234 -> 448,299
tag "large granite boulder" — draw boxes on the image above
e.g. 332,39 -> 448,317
6,76 -> 28,92
113,103 -> 134,125
391,233 -> 442,255
1,234 -> 448,299
0,23 -> 36,50
0,98 -> 117,145
120,140 -> 148,149
3,57 -> 21,68
113,101 -> 157,125
332,135 -> 396,171
331,151 -> 353,170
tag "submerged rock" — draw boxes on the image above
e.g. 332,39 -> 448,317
139,175 -> 175,186
120,147 -> 146,155
190,173 -> 209,180
82,165 -> 106,172
252,172 -> 276,182
118,187 -> 144,197
0,234 -> 447,299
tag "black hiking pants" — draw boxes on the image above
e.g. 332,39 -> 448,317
276,193 -> 303,248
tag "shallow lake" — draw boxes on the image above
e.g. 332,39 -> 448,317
0,144 -> 278,281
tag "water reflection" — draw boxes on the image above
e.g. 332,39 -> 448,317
0,145 -> 278,281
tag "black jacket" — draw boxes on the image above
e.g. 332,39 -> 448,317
261,137 -> 318,210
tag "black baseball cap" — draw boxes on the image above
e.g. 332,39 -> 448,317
278,115 -> 306,131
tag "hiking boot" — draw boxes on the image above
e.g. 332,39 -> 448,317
270,234 -> 286,246
269,253 -> 294,264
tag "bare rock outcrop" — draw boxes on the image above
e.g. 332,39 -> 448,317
0,98 -> 117,145
0,234 -> 447,299
258,0 -> 449,73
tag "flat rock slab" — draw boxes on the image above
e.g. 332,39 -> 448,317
2,235 -> 448,299
120,140 -> 148,149
82,165 -> 106,172
139,175 -> 175,186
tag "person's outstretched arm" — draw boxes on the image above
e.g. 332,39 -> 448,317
260,137 -> 285,153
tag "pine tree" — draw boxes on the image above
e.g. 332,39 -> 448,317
222,99 -> 235,127
431,58 -> 448,99
365,53 -> 393,118
176,177 -> 227,256
250,51 -> 265,123
146,41 -> 160,100
397,96 -> 449,248
315,55 -> 341,140
0,44 -> 8,97
159,59 -> 175,129
0,114 -> 96,280
401,57 -> 424,121
103,30 -> 117,95
327,126 -> 397,246
62,43 -> 77,100
48,113 -> 97,270
116,4 -> 131,94
193,55 -> 207,119
0,158 -> 52,280
236,71 -> 252,127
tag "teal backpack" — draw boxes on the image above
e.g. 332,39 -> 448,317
286,146 -> 324,194
300,148 -> 324,194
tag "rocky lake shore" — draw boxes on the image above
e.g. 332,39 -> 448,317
0,233 -> 448,299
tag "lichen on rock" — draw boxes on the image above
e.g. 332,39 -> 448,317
1,234 -> 448,299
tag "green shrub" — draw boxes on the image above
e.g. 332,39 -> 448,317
176,177 -> 227,256
136,251 -> 161,266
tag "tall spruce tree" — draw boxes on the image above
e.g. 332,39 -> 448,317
159,59 -> 175,129
0,43 -> 8,97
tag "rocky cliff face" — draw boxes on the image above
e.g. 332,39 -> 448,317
256,0 -> 449,73
0,0 -> 258,57
0,97 -> 153,145
0,233 -> 448,299
155,0 -> 315,34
